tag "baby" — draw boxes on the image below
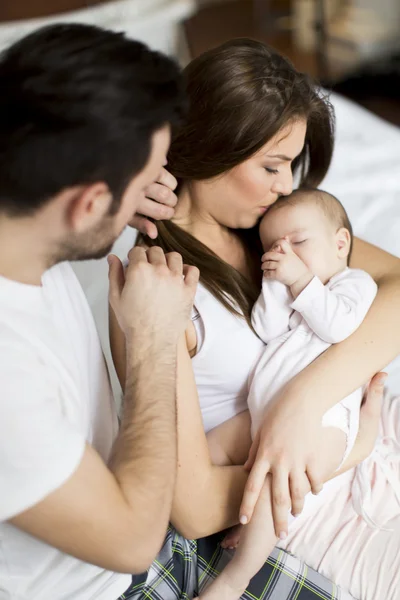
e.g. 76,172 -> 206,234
199,189 -> 378,600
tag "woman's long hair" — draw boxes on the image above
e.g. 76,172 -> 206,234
140,38 -> 335,327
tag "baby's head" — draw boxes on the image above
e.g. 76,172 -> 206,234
259,189 -> 353,284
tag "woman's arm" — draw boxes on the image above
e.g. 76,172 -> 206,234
240,238 -> 400,531
171,337 -> 248,539
170,336 -> 383,539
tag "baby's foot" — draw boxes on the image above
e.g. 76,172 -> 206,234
221,524 -> 243,549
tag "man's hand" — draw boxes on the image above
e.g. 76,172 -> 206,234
239,373 -> 385,540
108,246 -> 199,343
129,167 -> 178,239
262,239 -> 313,297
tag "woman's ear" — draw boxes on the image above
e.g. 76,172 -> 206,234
336,227 -> 351,260
67,182 -> 113,233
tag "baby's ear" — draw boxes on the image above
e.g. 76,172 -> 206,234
336,227 -> 351,259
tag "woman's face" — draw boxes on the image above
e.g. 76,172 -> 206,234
190,119 -> 307,230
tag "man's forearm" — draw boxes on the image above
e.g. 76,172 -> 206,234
109,336 -> 178,543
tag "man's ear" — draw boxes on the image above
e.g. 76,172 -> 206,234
67,182 -> 113,233
336,227 -> 351,260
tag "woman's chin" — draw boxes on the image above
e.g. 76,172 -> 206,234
226,214 -> 258,230
243,215 -> 262,229
223,214 -> 260,230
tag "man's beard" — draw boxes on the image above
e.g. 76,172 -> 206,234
51,219 -> 124,264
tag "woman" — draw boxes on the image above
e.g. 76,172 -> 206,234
112,39 -> 400,599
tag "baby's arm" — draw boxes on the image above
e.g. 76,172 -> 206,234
207,411 -> 252,466
291,270 -> 378,344
251,279 -> 293,343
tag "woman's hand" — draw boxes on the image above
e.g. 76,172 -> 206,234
240,373 -> 386,538
129,167 -> 178,239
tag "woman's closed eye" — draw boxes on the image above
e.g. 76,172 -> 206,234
264,167 -> 279,175
293,239 -> 307,245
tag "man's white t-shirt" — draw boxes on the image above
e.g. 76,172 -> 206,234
0,262 -> 131,600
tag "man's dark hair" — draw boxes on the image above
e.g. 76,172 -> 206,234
0,23 -> 185,216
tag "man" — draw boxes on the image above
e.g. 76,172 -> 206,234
0,23 -> 198,600
0,22 -> 384,600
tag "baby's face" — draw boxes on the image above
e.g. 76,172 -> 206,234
259,201 -> 347,283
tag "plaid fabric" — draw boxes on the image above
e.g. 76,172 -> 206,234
118,527 -> 355,600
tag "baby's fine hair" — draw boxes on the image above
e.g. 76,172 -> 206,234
268,188 -> 353,263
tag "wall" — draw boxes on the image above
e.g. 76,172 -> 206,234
0,1 -> 113,21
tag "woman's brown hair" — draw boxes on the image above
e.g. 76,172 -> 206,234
140,38 -> 335,326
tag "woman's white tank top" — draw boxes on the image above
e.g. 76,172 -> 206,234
191,283 -> 265,432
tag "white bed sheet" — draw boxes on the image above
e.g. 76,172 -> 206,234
71,92 -> 400,399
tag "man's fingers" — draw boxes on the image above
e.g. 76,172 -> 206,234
147,246 -> 167,266
156,166 -> 178,193
145,182 -> 178,208
127,245 -> 148,265
239,458 -> 270,524
271,468 -> 291,538
129,215 -> 158,239
183,264 -> 200,289
166,252 -> 183,275
108,254 -> 125,306
136,197 -> 175,221
289,471 -> 310,517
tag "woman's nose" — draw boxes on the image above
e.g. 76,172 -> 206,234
271,167 -> 293,197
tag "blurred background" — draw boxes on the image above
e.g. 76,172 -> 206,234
0,0 -> 399,124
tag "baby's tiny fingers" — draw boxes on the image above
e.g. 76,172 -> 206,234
262,251 -> 282,262
262,261 -> 278,271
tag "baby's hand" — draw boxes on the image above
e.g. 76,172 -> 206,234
261,239 -> 312,296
